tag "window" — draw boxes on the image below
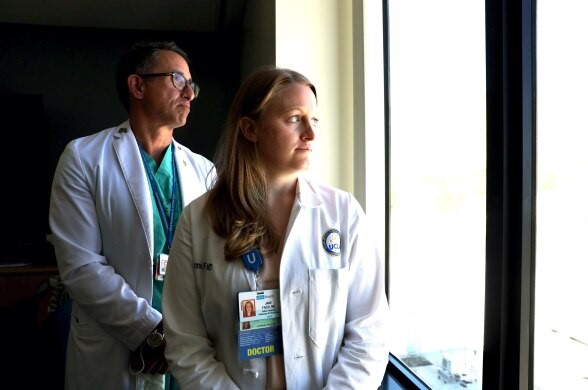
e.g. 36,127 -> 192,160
383,1 -> 544,388
535,1 -> 588,388
386,1 -> 486,388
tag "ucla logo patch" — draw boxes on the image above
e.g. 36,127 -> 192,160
322,229 -> 341,256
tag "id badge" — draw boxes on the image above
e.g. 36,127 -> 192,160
237,289 -> 283,360
155,253 -> 168,281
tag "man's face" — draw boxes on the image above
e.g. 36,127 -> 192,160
140,50 -> 197,129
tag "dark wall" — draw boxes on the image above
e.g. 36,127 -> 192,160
0,23 -> 241,263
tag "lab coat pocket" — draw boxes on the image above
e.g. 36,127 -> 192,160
308,268 -> 348,348
72,303 -> 98,328
70,304 -> 111,351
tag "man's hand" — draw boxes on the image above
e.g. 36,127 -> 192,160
129,321 -> 169,375
141,339 -> 169,375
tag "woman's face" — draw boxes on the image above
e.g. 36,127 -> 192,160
256,83 -> 318,178
245,301 -> 253,314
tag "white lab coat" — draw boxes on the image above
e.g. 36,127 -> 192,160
163,177 -> 392,389
49,121 -> 214,390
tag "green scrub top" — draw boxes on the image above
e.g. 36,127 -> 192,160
141,145 -> 182,390
141,145 -> 182,312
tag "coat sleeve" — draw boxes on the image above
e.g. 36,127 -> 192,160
163,202 -> 240,389
324,195 -> 392,389
49,140 -> 160,350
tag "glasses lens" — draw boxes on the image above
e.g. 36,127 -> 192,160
172,73 -> 187,90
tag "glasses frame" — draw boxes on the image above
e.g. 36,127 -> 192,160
137,72 -> 200,98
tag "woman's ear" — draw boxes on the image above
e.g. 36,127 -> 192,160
239,117 -> 258,142
128,74 -> 144,99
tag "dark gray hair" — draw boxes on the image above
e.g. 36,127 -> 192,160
115,41 -> 191,111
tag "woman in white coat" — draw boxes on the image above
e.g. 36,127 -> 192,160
163,66 -> 392,389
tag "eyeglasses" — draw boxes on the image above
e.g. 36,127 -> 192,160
137,72 -> 200,98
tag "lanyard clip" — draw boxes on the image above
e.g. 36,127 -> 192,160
241,248 -> 263,273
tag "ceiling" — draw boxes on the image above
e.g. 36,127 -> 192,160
0,0 -> 247,32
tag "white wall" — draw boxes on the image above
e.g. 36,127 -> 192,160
275,0 -> 354,195
241,0 -> 386,240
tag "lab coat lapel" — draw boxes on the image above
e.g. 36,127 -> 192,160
281,177 -> 322,270
173,140 -> 200,207
112,122 -> 154,257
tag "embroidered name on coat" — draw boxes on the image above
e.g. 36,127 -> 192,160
193,262 -> 213,271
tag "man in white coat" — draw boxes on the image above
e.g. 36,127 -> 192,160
49,41 -> 214,390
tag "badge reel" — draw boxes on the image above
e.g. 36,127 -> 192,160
242,248 -> 263,290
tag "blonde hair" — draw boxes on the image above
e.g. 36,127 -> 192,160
206,66 -> 317,260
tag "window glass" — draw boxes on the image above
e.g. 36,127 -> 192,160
535,2 -> 588,388
387,1 -> 485,388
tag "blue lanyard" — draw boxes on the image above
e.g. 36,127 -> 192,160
138,143 -> 177,251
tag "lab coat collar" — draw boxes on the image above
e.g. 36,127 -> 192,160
113,121 -> 202,209
171,139 -> 206,208
296,176 -> 322,208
